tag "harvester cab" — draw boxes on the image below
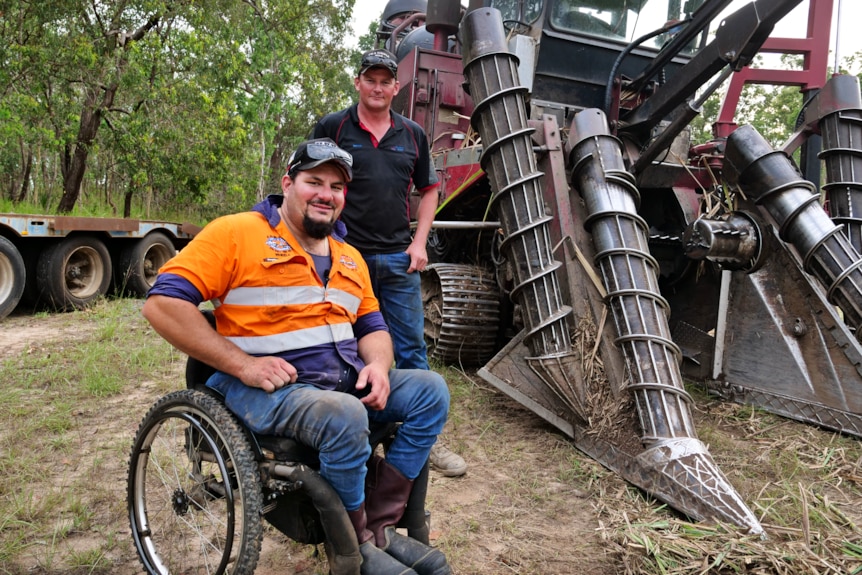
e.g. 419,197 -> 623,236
377,0 -> 862,536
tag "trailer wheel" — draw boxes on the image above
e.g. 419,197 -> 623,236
119,232 -> 176,297
37,236 -> 112,311
0,236 -> 25,320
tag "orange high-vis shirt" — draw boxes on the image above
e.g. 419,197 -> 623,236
158,210 -> 381,357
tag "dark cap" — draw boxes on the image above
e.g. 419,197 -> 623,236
287,138 -> 353,182
358,49 -> 399,78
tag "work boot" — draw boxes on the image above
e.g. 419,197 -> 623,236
347,504 -> 418,575
429,443 -> 467,477
365,455 -> 451,575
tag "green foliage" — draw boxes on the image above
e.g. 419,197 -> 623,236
692,52 -> 862,149
359,16 -> 381,51
0,299 -> 182,572
0,0 -> 361,218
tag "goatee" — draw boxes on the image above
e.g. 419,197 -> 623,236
303,215 -> 334,239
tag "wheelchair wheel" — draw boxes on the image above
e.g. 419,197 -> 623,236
128,389 -> 263,575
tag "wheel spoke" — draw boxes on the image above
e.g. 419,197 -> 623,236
129,390 -> 262,575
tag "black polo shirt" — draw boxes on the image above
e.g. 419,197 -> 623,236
312,104 -> 438,255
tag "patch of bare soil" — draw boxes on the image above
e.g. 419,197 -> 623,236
0,308 -> 96,358
5,306 -> 862,575
0,308 -> 613,575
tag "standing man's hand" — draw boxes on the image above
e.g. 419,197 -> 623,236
408,185 -> 439,273
405,241 -> 428,273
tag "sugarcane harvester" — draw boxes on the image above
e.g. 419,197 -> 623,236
380,0 -> 862,534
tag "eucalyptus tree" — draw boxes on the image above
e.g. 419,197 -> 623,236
230,0 -> 357,201
0,1 -> 71,206
1,0 -> 356,216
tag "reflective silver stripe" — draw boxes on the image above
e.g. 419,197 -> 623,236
326,289 -> 360,315
227,322 -> 355,354
221,285 -> 360,314
224,286 -> 325,306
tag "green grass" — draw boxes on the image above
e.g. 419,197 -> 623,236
0,199 -> 209,228
2,302 -> 862,573
0,298 -> 179,573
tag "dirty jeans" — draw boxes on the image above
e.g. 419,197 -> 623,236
363,251 -> 429,370
206,368 -> 449,511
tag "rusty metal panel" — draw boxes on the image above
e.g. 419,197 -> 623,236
717,235 -> 862,435
395,48 -> 473,154
51,216 -> 138,232
178,222 -> 203,237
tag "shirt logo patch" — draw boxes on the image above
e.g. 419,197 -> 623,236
389,145 -> 405,152
339,254 -> 358,270
266,236 -> 292,252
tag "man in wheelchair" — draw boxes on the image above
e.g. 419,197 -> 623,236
141,138 -> 451,575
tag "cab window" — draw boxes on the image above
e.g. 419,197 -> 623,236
550,0 -> 707,53
490,0 -> 544,26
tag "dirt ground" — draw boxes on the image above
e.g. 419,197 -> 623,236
3,305 -> 862,574
0,306 -> 618,575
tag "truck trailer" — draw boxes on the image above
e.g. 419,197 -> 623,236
0,213 -> 199,319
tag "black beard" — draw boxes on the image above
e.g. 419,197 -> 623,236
302,215 -> 334,239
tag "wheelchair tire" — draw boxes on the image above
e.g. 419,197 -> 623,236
128,389 -> 263,575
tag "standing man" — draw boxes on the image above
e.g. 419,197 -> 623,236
312,48 -> 467,477
142,138 -> 450,575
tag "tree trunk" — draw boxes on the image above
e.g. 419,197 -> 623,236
124,188 -> 133,218
13,149 -> 33,203
57,84 -> 118,213
269,122 -> 290,196
105,174 -> 117,216
9,140 -> 32,202
55,14 -> 162,213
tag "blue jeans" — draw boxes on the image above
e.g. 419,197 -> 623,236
363,252 -> 429,370
206,368 -> 449,511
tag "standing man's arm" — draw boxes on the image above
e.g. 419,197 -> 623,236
406,185 -> 439,273
406,125 -> 440,274
143,295 -> 297,393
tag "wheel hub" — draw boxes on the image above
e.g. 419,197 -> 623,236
172,488 -> 190,516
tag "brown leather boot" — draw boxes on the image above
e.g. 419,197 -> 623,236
365,455 -> 451,575
347,503 -> 418,575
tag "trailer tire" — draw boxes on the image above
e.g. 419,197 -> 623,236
119,232 -> 176,297
0,236 -> 25,320
37,236 -> 112,311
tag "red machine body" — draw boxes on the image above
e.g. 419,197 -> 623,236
376,0 -> 862,533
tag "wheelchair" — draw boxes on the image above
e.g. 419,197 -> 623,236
127,317 -> 432,575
